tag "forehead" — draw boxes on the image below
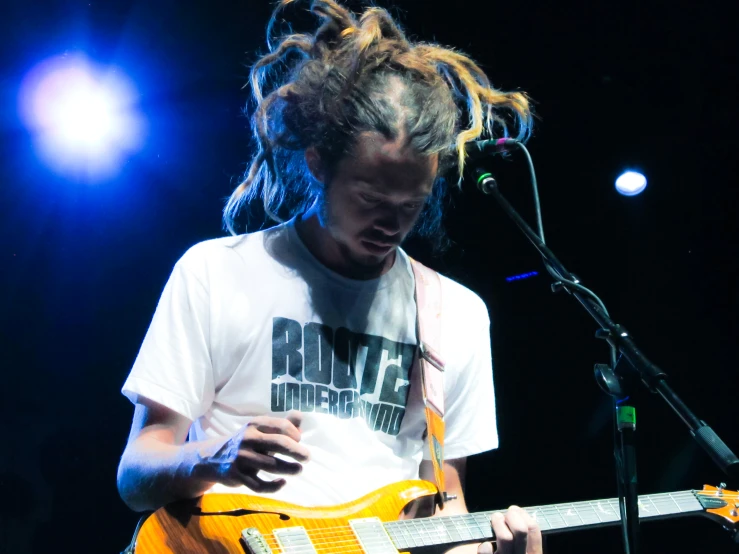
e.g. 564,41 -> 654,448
339,132 -> 438,195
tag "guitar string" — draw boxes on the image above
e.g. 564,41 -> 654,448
261,537 -> 454,551
260,542 -> 495,554
213,488 -> 736,527
255,504 -> 666,553
246,518 -> 489,544
257,497 -> 739,554
247,489 -> 711,542
258,519 -> 495,551
254,499 -> 668,553
230,491 -> 736,553
239,491 -> 735,554
259,524 -> 493,548
236,517 -> 478,540
247,489 -> 720,546
263,544 -> 497,554
221,488 -> 735,537
264,545 -> 382,554
259,519 -> 494,544
259,535 -> 498,554
260,521 -> 495,544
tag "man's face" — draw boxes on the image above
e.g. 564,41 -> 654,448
316,132 -> 438,275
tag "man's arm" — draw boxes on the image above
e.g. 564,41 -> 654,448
117,397 -> 225,512
420,458 -> 542,554
117,398 -> 309,512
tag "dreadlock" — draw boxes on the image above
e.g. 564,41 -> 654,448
224,0 -> 532,250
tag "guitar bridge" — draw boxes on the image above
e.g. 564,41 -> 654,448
241,527 -> 273,554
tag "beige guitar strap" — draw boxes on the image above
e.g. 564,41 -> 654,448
409,258 -> 448,504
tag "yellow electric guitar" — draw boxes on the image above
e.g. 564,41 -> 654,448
126,480 -> 739,553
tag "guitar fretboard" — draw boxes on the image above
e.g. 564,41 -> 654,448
384,490 -> 703,550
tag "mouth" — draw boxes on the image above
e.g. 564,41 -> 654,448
360,240 -> 395,255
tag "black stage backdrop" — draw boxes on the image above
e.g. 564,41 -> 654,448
1,1 -> 737,553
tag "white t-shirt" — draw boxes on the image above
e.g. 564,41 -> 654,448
122,219 -> 498,506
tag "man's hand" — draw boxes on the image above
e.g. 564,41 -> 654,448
478,506 -> 542,554
205,411 -> 310,493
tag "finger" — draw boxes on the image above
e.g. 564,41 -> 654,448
477,541 -> 494,554
506,506 -> 542,544
237,449 -> 303,475
518,509 -> 542,554
505,506 -> 532,537
286,410 -> 303,429
248,415 -> 303,443
243,430 -> 311,462
491,512 -> 514,545
527,529 -> 543,554
240,472 -> 287,494
500,506 -> 538,554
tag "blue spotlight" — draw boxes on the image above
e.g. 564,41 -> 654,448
615,171 -> 647,196
18,53 -> 146,180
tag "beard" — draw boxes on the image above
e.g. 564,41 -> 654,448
318,194 -> 396,278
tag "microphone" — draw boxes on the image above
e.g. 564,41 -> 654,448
465,138 -> 519,160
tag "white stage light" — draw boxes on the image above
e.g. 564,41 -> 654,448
615,171 -> 647,196
18,54 -> 145,180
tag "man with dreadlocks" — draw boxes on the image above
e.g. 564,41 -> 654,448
118,1 -> 542,552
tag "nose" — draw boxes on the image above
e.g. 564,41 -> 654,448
372,207 -> 401,238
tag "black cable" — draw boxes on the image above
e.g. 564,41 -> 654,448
511,141 -> 612,317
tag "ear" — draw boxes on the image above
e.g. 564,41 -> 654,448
304,147 -> 326,184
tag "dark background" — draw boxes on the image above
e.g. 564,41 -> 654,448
1,0 -> 737,552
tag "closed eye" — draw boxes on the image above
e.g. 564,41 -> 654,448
360,193 -> 381,205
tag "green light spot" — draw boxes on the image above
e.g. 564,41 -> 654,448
476,173 -> 493,186
617,405 -> 636,426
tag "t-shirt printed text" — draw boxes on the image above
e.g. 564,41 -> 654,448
270,317 -> 415,436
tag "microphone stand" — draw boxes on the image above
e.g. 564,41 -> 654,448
473,167 -> 739,554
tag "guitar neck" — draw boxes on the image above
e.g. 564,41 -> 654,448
384,490 -> 704,550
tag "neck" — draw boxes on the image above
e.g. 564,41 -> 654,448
383,490 -> 705,550
295,206 -> 396,280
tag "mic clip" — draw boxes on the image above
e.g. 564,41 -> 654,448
474,169 -> 498,195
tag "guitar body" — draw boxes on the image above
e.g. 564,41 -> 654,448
133,480 -> 439,554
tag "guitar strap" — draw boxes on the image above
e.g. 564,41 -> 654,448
409,258 -> 447,504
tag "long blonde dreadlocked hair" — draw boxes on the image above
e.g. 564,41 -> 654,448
224,0 -> 532,241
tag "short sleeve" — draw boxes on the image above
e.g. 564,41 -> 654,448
121,248 -> 215,421
425,293 -> 498,461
